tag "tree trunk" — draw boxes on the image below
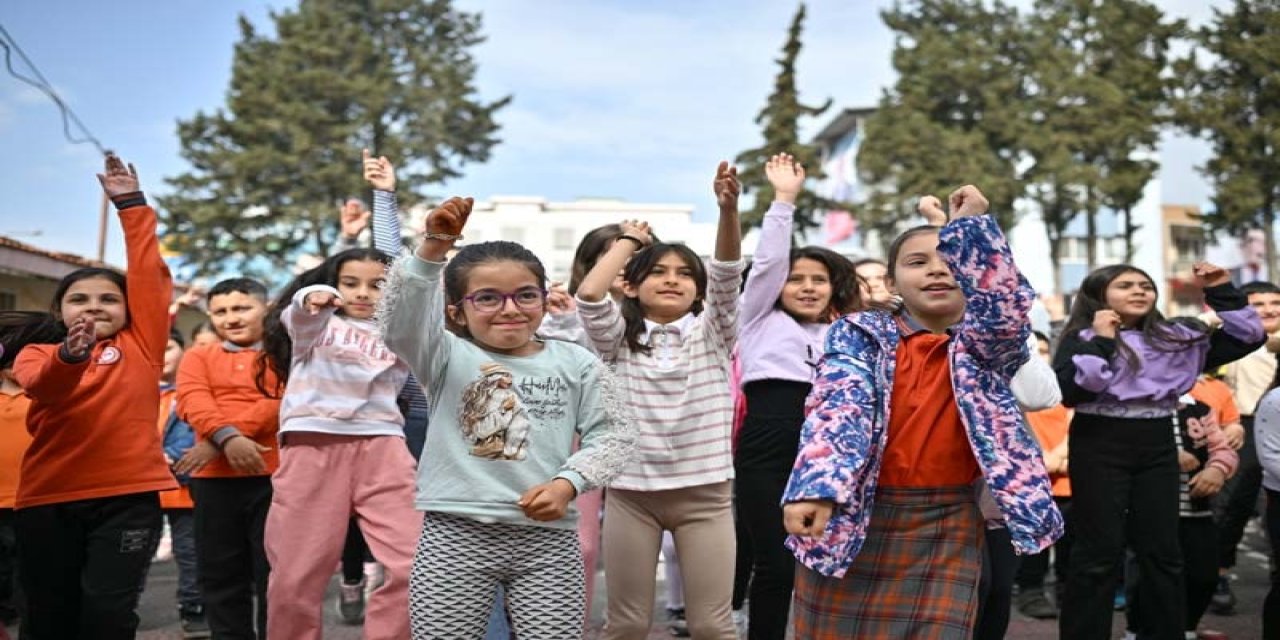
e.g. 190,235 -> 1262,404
1266,206 -> 1277,285
1085,185 -> 1098,272
1122,205 -> 1137,263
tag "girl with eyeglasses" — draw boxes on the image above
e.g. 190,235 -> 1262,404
380,187 -> 636,638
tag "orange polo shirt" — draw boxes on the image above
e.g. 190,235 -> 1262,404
879,323 -> 980,487
1026,404 -> 1072,497
13,205 -> 177,508
0,392 -> 33,509
176,343 -> 280,478
157,387 -> 193,509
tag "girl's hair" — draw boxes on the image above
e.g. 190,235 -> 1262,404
568,224 -> 622,295
443,241 -> 549,339
0,268 -> 129,370
885,225 -> 941,280
256,248 -> 392,396
0,311 -> 66,370
190,320 -> 217,343
788,246 -> 861,320
169,327 -> 186,349
620,243 -> 706,355
851,257 -> 887,271
1059,264 -> 1197,368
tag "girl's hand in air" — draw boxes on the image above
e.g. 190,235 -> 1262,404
947,185 -> 989,219
303,291 -> 344,315
764,154 -> 804,205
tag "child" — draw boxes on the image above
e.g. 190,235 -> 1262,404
0,314 -> 56,627
257,150 -> 420,640
8,155 -> 178,638
782,185 -> 1063,638
1125,368 -> 1238,640
189,321 -> 220,348
1014,331 -> 1075,621
578,162 -> 744,639
1254,372 -> 1280,638
734,154 -> 858,640
157,328 -> 209,638
1054,263 -> 1263,639
175,277 -> 281,639
1216,280 -> 1280,612
380,196 -> 635,637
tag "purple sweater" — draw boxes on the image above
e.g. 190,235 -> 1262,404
739,202 -> 830,386
1054,284 -> 1264,417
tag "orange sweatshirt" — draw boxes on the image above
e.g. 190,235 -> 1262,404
13,204 -> 177,508
176,343 -> 280,477
157,387 -> 192,509
0,391 -> 33,508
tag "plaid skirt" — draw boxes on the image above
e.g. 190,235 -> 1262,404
793,485 -> 984,639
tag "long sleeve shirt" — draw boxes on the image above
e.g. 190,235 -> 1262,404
738,202 -> 830,386
14,204 -> 177,507
371,190 -> 431,422
380,256 -> 636,529
1254,389 -> 1280,492
176,343 -> 281,477
277,285 -> 409,437
575,259 -> 745,491
1054,284 -> 1265,417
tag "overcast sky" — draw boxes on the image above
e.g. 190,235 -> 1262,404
0,0 -> 1227,266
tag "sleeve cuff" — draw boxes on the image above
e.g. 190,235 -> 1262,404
1204,283 -> 1248,311
555,470 -> 587,496
57,344 -> 91,365
405,255 -> 445,279
292,284 -> 343,307
110,191 -> 147,210
211,426 -> 243,448
573,295 -> 612,314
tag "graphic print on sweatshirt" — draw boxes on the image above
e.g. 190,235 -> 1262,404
458,362 -> 540,460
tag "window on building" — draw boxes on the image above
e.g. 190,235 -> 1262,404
1170,225 -> 1205,271
0,291 -> 14,311
553,228 -> 575,250
500,227 -> 525,243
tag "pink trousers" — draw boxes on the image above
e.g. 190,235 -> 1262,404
265,433 -> 420,640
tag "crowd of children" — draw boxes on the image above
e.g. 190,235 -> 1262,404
0,150 -> 1277,640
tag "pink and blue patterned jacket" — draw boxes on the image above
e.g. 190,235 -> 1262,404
782,215 -> 1064,578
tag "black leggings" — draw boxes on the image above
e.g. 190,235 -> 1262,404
974,527 -> 1017,640
341,518 -> 372,584
733,380 -> 809,640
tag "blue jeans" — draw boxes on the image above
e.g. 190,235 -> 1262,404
165,509 -> 201,611
485,586 -> 511,639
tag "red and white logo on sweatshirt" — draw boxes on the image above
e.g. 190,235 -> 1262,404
97,346 -> 121,365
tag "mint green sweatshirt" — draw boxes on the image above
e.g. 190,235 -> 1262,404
380,256 -> 635,530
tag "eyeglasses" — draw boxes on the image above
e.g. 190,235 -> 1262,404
461,287 -> 547,313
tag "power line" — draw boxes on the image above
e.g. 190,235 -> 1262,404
0,23 -> 107,155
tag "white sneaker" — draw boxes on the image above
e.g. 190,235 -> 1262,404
153,525 -> 173,563
362,561 -> 384,598
732,608 -> 748,638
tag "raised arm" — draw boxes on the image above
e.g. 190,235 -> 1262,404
97,154 -> 172,364
363,149 -> 403,256
713,160 -> 742,262
741,154 -> 802,326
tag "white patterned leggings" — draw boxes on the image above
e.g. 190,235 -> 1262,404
410,512 -> 586,639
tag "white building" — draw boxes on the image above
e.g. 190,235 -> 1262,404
403,196 -> 746,284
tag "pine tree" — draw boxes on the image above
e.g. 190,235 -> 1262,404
857,0 -> 1030,245
1024,0 -> 1178,272
1176,0 -> 1280,279
734,3 -> 836,235
160,0 -> 510,277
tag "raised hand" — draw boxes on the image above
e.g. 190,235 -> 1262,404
1092,309 -> 1122,339
340,199 -> 371,239
714,161 -> 741,211
782,500 -> 834,537
303,290 -> 344,315
618,219 -> 653,249
64,315 -> 96,358
917,195 -> 947,226
362,148 -> 396,192
764,153 -> 805,205
96,153 -> 140,197
418,196 -> 475,261
948,185 -> 989,219
517,478 -> 577,521
546,283 -> 576,316
1192,262 -> 1230,289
